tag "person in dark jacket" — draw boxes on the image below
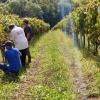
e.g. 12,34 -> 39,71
23,19 -> 33,64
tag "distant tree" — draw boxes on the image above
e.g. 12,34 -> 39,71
37,0 -> 60,27
0,0 -> 7,3
8,0 -> 27,17
25,2 -> 43,18
3,0 -> 61,26
0,3 -> 9,14
8,0 -> 43,18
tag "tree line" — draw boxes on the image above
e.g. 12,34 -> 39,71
0,0 -> 68,27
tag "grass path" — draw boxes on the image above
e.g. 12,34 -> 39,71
55,34 -> 88,100
11,36 -> 48,100
0,30 -> 99,100
10,30 -> 75,100
55,32 -> 100,100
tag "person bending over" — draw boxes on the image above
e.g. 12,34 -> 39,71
9,24 -> 28,67
0,41 -> 22,75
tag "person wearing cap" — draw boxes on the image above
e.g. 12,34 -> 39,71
9,24 -> 28,67
23,19 -> 33,64
0,41 -> 22,74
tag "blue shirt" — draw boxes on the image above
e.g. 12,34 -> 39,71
5,48 -> 22,72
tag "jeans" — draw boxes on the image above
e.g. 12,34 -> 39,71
0,63 -> 19,74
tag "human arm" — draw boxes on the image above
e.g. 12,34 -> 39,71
26,32 -> 31,41
4,52 -> 8,63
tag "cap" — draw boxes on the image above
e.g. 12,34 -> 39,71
4,41 -> 13,46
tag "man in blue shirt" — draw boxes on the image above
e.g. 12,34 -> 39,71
0,41 -> 22,75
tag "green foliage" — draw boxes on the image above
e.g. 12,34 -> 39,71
52,15 -> 71,33
26,17 -> 50,35
1,0 -> 60,26
25,2 -> 43,18
0,14 -> 50,44
53,0 -> 100,54
73,0 -> 100,52
8,0 -> 43,18
0,0 -> 7,3
0,3 -> 9,15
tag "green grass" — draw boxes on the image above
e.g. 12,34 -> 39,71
0,52 -> 27,100
0,82 -> 16,99
0,30 -> 75,100
73,49 -> 100,98
0,65 -> 27,100
29,30 -> 75,99
0,29 -> 99,99
57,31 -> 100,97
0,70 -> 16,99
80,49 -> 100,97
58,31 -> 100,97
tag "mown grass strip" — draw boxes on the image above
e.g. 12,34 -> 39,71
30,30 -> 75,100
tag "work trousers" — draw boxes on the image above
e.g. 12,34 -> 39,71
26,47 -> 31,63
20,48 -> 27,67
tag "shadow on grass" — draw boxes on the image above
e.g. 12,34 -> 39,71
1,74 -> 20,83
30,33 -> 46,47
80,48 -> 100,68
0,67 -> 28,83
